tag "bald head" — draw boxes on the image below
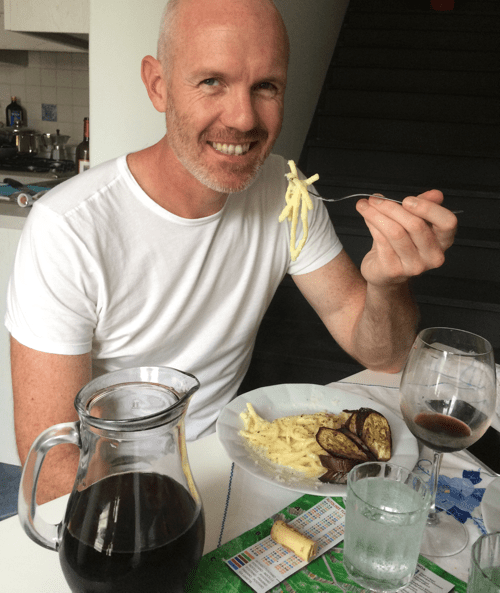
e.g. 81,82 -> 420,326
157,0 -> 289,79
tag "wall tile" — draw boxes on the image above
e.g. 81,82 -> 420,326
72,87 -> 89,107
56,53 -> 72,69
9,68 -> 25,86
57,104 -> 73,124
28,52 -> 41,68
41,68 -> 57,87
56,69 -> 73,88
71,53 -> 88,71
40,86 -> 57,104
25,85 -> 42,103
25,68 -> 41,87
1,51 -> 89,136
56,86 -> 73,105
40,53 -> 57,69
72,70 -> 88,89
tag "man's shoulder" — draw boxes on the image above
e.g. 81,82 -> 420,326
245,153 -> 288,197
262,152 -> 288,177
34,155 -> 127,217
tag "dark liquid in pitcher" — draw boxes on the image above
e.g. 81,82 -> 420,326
59,472 -> 204,593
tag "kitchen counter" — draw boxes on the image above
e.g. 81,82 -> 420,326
0,170 -> 76,228
0,168 -> 72,184
0,201 -> 29,228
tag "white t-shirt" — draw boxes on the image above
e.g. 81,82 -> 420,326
5,153 -> 342,439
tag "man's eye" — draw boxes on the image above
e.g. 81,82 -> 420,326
201,78 -> 219,87
256,82 -> 278,95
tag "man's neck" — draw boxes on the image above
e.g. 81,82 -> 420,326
126,138 -> 228,219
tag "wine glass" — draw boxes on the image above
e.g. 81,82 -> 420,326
399,327 -> 497,557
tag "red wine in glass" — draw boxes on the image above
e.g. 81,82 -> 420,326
399,327 -> 496,557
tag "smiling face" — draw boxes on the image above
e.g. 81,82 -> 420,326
162,0 -> 289,194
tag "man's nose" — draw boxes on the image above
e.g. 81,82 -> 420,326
220,89 -> 259,132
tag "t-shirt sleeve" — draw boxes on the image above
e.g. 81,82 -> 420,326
284,175 -> 343,276
4,202 -> 98,355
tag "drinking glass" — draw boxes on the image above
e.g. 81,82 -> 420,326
343,462 -> 431,592
468,532 -> 500,592
400,327 -> 497,557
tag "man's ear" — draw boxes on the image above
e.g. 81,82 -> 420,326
141,55 -> 168,113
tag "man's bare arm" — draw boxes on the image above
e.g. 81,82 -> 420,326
294,190 -> 457,373
11,336 -> 92,504
293,250 -> 418,373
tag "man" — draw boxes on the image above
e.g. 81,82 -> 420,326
6,0 -> 456,503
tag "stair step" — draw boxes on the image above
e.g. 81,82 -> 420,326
273,273 -> 499,319
417,301 -> 500,354
257,275 -> 500,354
339,230 -> 500,283
312,116 -> 498,157
341,28 -> 500,52
347,0 -> 500,16
309,176 -> 500,199
239,352 -> 364,393
346,11 -> 500,32
327,67 -> 498,98
320,90 -> 499,125
412,275 -> 500,312
304,178 -> 500,230
304,144 -> 500,189
333,46 -> 498,72
332,213 -> 500,249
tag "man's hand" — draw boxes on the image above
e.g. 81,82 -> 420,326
355,190 -> 457,287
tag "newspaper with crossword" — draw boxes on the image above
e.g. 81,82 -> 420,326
187,493 -> 465,593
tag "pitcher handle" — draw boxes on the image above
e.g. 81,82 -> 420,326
18,421 -> 80,551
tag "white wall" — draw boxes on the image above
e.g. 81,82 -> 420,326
89,0 -> 349,166
273,0 -> 350,161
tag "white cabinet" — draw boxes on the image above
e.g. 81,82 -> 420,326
0,212 -> 23,465
0,9 -> 87,52
4,0 -> 89,34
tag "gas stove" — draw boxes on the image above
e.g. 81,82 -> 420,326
0,153 -> 75,174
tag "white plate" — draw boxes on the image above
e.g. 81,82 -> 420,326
216,383 -> 419,496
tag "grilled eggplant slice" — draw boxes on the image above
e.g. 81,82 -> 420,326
316,427 -> 371,461
319,469 -> 348,484
359,411 -> 392,461
343,407 -> 392,461
318,454 -> 360,473
318,454 -> 361,484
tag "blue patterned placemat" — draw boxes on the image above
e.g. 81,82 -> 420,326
415,459 -> 488,534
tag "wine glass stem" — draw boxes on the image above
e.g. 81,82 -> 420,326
427,450 -> 443,526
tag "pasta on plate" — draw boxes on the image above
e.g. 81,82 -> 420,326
239,403 -> 349,478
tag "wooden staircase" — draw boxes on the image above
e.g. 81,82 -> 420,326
239,0 -> 499,393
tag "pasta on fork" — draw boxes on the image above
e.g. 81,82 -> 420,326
279,160 -> 319,262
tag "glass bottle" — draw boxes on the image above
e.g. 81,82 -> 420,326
75,117 -> 90,173
6,96 -> 23,126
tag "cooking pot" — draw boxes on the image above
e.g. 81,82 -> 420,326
16,130 -> 41,154
6,123 -> 43,154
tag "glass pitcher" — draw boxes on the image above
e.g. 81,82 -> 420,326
18,366 -> 204,593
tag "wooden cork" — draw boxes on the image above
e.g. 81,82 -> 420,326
270,520 -> 318,562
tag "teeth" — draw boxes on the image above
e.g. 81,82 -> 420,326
211,142 -> 250,156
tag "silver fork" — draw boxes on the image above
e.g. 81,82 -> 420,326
311,192 -> 463,214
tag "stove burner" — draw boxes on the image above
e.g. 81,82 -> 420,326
0,154 -> 75,173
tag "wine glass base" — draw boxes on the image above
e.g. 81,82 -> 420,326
420,512 -> 469,557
